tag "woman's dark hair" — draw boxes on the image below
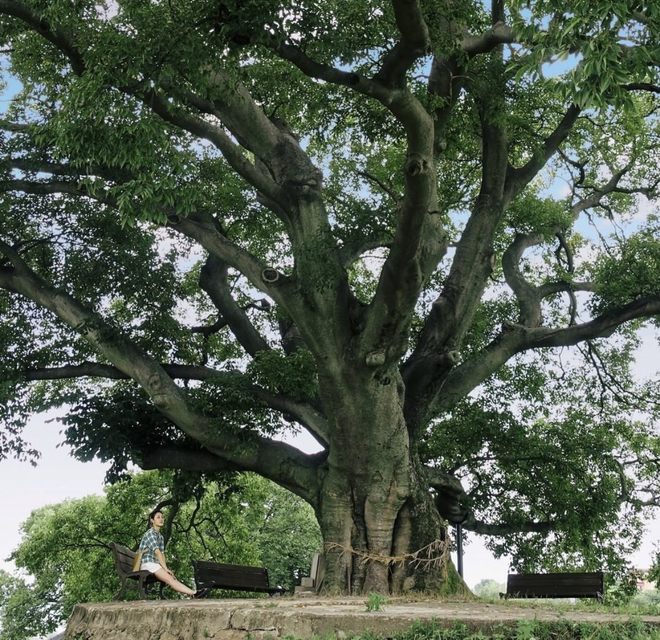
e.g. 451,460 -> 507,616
148,508 -> 163,525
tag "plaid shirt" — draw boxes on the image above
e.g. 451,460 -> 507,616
139,528 -> 165,565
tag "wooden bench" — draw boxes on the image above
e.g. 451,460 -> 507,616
193,560 -> 286,596
501,572 -> 604,603
109,542 -> 165,600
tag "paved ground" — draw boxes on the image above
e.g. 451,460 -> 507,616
63,596 -> 660,639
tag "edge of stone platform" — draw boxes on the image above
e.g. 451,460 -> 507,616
63,597 -> 660,640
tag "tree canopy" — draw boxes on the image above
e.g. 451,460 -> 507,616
1,0 -> 660,594
0,470 -> 321,639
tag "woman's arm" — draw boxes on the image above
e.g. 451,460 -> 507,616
154,548 -> 174,576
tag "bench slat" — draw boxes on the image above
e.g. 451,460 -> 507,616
193,560 -> 286,596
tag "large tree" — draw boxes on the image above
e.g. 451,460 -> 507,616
1,0 -> 660,595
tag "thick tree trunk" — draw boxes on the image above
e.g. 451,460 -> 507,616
314,368 -> 471,596
316,458 -> 470,595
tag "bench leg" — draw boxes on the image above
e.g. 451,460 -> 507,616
114,578 -> 128,601
137,577 -> 149,600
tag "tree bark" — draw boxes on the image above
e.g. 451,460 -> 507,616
312,367 -> 469,595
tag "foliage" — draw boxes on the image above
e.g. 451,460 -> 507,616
0,470 -> 321,638
0,0 -> 659,594
473,579 -> 506,600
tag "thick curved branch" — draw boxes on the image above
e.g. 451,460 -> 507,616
503,230 -> 596,328
0,243 -> 267,453
0,178 -> 84,197
460,22 -> 515,57
0,250 -> 327,488
505,105 -> 581,202
268,41 -> 397,105
340,238 -> 392,268
15,361 -> 329,444
461,515 -> 556,536
525,296 -> 660,348
434,296 -> 660,416
501,232 -> 544,327
125,85 -> 287,211
537,281 -> 595,298
172,213 -> 295,312
624,82 -> 660,94
0,0 -> 85,74
142,444 -> 324,507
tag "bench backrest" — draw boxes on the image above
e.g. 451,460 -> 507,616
507,572 -> 604,598
110,542 -> 138,576
193,560 -> 272,591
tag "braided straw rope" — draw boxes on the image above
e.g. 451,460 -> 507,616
323,538 -> 450,572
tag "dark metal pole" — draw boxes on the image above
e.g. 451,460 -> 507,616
456,524 -> 464,578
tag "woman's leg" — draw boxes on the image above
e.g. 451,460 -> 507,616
153,568 -> 197,596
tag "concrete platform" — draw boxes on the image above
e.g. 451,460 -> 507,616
63,596 -> 660,640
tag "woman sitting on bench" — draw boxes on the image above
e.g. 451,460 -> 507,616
139,508 -> 210,599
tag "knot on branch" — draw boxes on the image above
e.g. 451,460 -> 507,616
440,350 -> 460,367
405,153 -> 429,176
261,267 -> 281,283
147,374 -> 173,411
38,18 -> 51,34
365,350 -> 386,367
501,319 -> 522,333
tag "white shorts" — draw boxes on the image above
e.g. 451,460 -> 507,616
141,562 -> 162,573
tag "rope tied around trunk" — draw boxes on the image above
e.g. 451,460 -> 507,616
324,538 -> 450,572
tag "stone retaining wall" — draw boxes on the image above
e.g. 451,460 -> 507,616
63,597 -> 660,640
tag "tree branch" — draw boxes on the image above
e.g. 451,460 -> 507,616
142,444 -> 324,507
460,22 -> 515,57
505,105 -> 581,202
433,296 -> 660,416
198,254 -> 270,357
0,0 -> 85,74
624,82 -> 660,94
461,515 -> 556,536
501,232 -> 545,327
374,0 -> 431,89
15,361 -> 330,444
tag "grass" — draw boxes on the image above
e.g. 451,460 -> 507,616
343,617 -> 660,640
366,593 -> 388,612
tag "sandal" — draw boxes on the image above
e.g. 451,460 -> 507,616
193,587 -> 211,599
